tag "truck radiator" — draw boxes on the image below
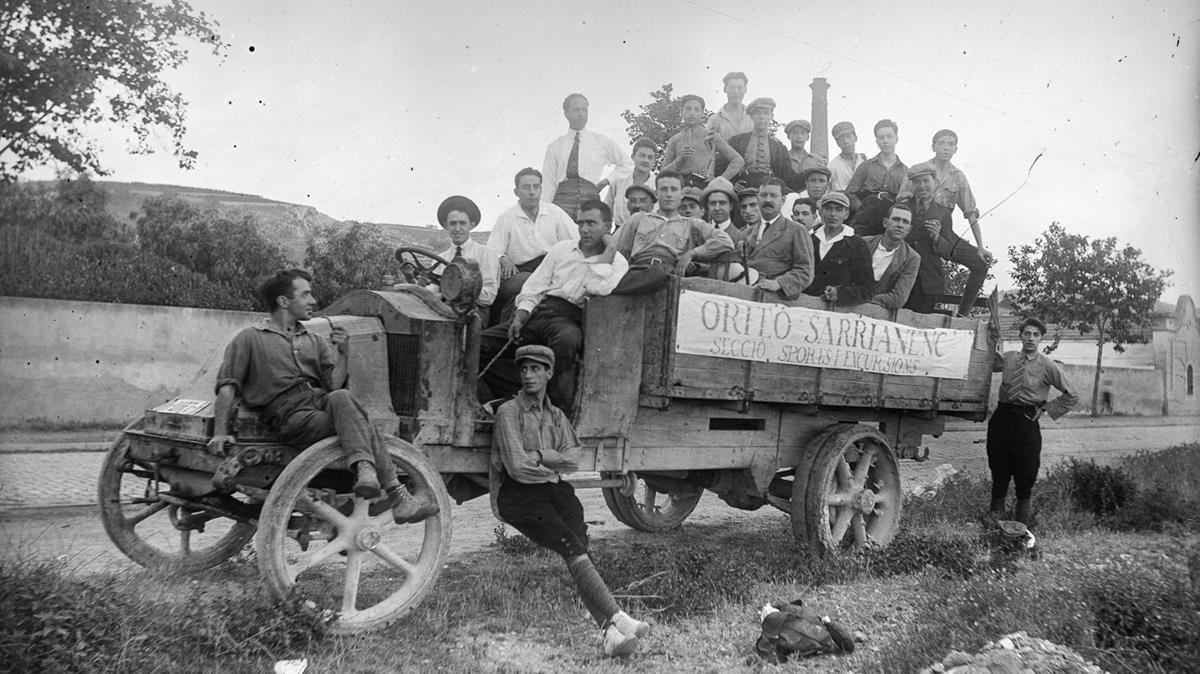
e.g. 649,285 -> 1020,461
387,333 -> 420,415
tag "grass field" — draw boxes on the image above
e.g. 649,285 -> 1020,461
3,445 -> 1198,673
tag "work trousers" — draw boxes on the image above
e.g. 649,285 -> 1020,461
986,403 -> 1042,500
479,296 -> 582,411
497,479 -> 589,558
269,388 -> 398,486
491,257 -> 545,326
904,230 -> 989,315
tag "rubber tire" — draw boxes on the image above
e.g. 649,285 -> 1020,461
99,432 -> 255,573
255,435 -> 451,634
601,471 -> 703,532
791,424 -> 903,554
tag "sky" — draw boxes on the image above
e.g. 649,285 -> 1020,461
21,0 -> 1200,302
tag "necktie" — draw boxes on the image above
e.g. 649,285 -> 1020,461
756,134 -> 768,172
1004,355 -> 1027,403
566,132 -> 580,179
455,245 -> 463,259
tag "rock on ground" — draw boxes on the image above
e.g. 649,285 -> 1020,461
919,631 -> 1105,674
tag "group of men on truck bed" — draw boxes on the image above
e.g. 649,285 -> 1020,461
204,70 -> 1076,658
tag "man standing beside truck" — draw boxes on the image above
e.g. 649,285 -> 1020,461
207,269 -> 437,524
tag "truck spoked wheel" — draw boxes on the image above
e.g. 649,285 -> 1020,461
792,424 -> 902,553
602,471 -> 702,532
99,432 -> 256,572
255,436 -> 451,634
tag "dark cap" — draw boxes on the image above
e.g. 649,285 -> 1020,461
831,121 -> 856,138
819,191 -> 850,208
679,94 -> 705,109
681,186 -> 703,204
514,344 -> 555,369
736,186 -> 759,200
802,166 -> 831,182
784,119 -> 812,135
437,195 -> 481,227
746,97 -> 775,114
932,128 -> 958,144
906,162 -> 937,180
625,183 -> 656,201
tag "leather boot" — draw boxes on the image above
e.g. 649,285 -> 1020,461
389,485 -> 440,524
989,497 -> 1007,521
353,461 -> 381,500
1015,498 -> 1032,525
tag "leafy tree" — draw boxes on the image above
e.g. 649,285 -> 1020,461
304,222 -> 396,304
620,83 -> 692,167
943,260 -> 995,317
1007,222 -> 1172,416
0,175 -> 125,242
135,195 -> 288,291
0,0 -> 224,181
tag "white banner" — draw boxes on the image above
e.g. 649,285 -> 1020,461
674,290 -> 974,379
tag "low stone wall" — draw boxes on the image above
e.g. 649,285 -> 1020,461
0,296 -> 258,427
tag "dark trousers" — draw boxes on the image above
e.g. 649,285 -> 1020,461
612,259 -> 673,295
497,480 -> 589,558
903,231 -> 989,315
479,296 -> 582,410
490,257 -> 545,325
268,388 -> 399,488
986,403 -> 1042,500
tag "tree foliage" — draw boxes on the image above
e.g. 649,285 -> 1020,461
304,222 -> 396,304
0,0 -> 224,181
1007,222 -> 1172,416
620,83 -> 693,166
136,195 -> 288,291
0,174 -> 125,242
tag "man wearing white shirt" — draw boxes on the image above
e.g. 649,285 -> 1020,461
607,137 -> 657,229
430,196 -> 501,322
488,167 -> 579,323
827,121 -> 867,192
542,93 -> 633,217
701,176 -> 755,283
741,177 -> 814,300
804,191 -> 874,306
479,200 -> 629,413
863,203 -> 921,310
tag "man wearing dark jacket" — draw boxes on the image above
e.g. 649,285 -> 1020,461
804,192 -> 874,306
721,98 -> 797,188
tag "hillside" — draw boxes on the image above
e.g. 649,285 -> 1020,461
91,181 -> 466,264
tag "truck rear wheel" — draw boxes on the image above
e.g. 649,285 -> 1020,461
99,433 -> 255,572
602,472 -> 702,532
255,436 -> 451,634
791,424 -> 902,553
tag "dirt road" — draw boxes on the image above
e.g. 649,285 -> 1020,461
2,419 -> 1195,575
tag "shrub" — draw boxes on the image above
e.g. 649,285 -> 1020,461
1060,458 -> 1137,518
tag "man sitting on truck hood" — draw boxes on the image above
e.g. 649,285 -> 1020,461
478,200 -> 629,413
208,269 -> 437,524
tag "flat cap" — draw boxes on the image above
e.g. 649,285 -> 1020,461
437,195 -> 480,227
831,121 -> 856,138
679,93 -> 706,109
625,183 -> 657,201
802,166 -> 832,181
514,344 -> 554,369
746,97 -> 775,114
701,176 -> 738,205
819,191 -> 849,208
906,162 -> 937,180
784,119 -> 812,135
736,186 -> 759,199
681,186 -> 703,204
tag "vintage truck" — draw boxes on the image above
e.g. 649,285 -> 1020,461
99,249 -> 995,632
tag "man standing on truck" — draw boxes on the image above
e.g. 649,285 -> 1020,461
542,93 -> 633,218
493,344 -> 651,657
988,317 -> 1079,525
207,269 -> 437,524
478,200 -> 629,414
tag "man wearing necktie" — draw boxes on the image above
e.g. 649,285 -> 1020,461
541,93 -> 633,219
987,317 -> 1079,525
740,177 -> 814,300
723,98 -> 798,189
430,196 -> 500,324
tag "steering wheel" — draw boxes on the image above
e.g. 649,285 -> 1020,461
395,247 -> 452,286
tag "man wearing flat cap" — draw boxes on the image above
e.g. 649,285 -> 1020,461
827,121 -> 867,192
784,119 -> 826,191
607,136 -> 657,229
620,182 -> 656,229
662,93 -> 744,187
889,162 -> 958,314
492,344 -> 651,657
706,71 -> 754,141
679,186 -> 704,219
542,93 -> 634,218
488,167 -> 580,325
739,176 -> 814,299
803,191 -> 875,306
479,199 -> 628,414
426,196 -> 500,322
723,98 -> 798,189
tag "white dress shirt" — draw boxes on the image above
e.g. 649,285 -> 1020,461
515,240 -> 630,313
487,202 -> 578,266
439,237 -> 501,307
828,152 -> 867,192
541,128 -> 633,203
813,225 -> 851,258
870,241 -> 898,280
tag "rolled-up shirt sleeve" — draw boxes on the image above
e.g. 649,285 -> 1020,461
214,329 -> 252,396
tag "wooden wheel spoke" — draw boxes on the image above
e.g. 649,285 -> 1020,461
640,486 -> 659,513
125,501 -> 169,526
834,458 -> 853,488
830,507 -> 854,541
341,552 -> 364,615
287,538 -> 350,581
852,446 -> 877,488
851,512 -> 869,546
826,491 -> 854,507
371,542 -> 418,575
